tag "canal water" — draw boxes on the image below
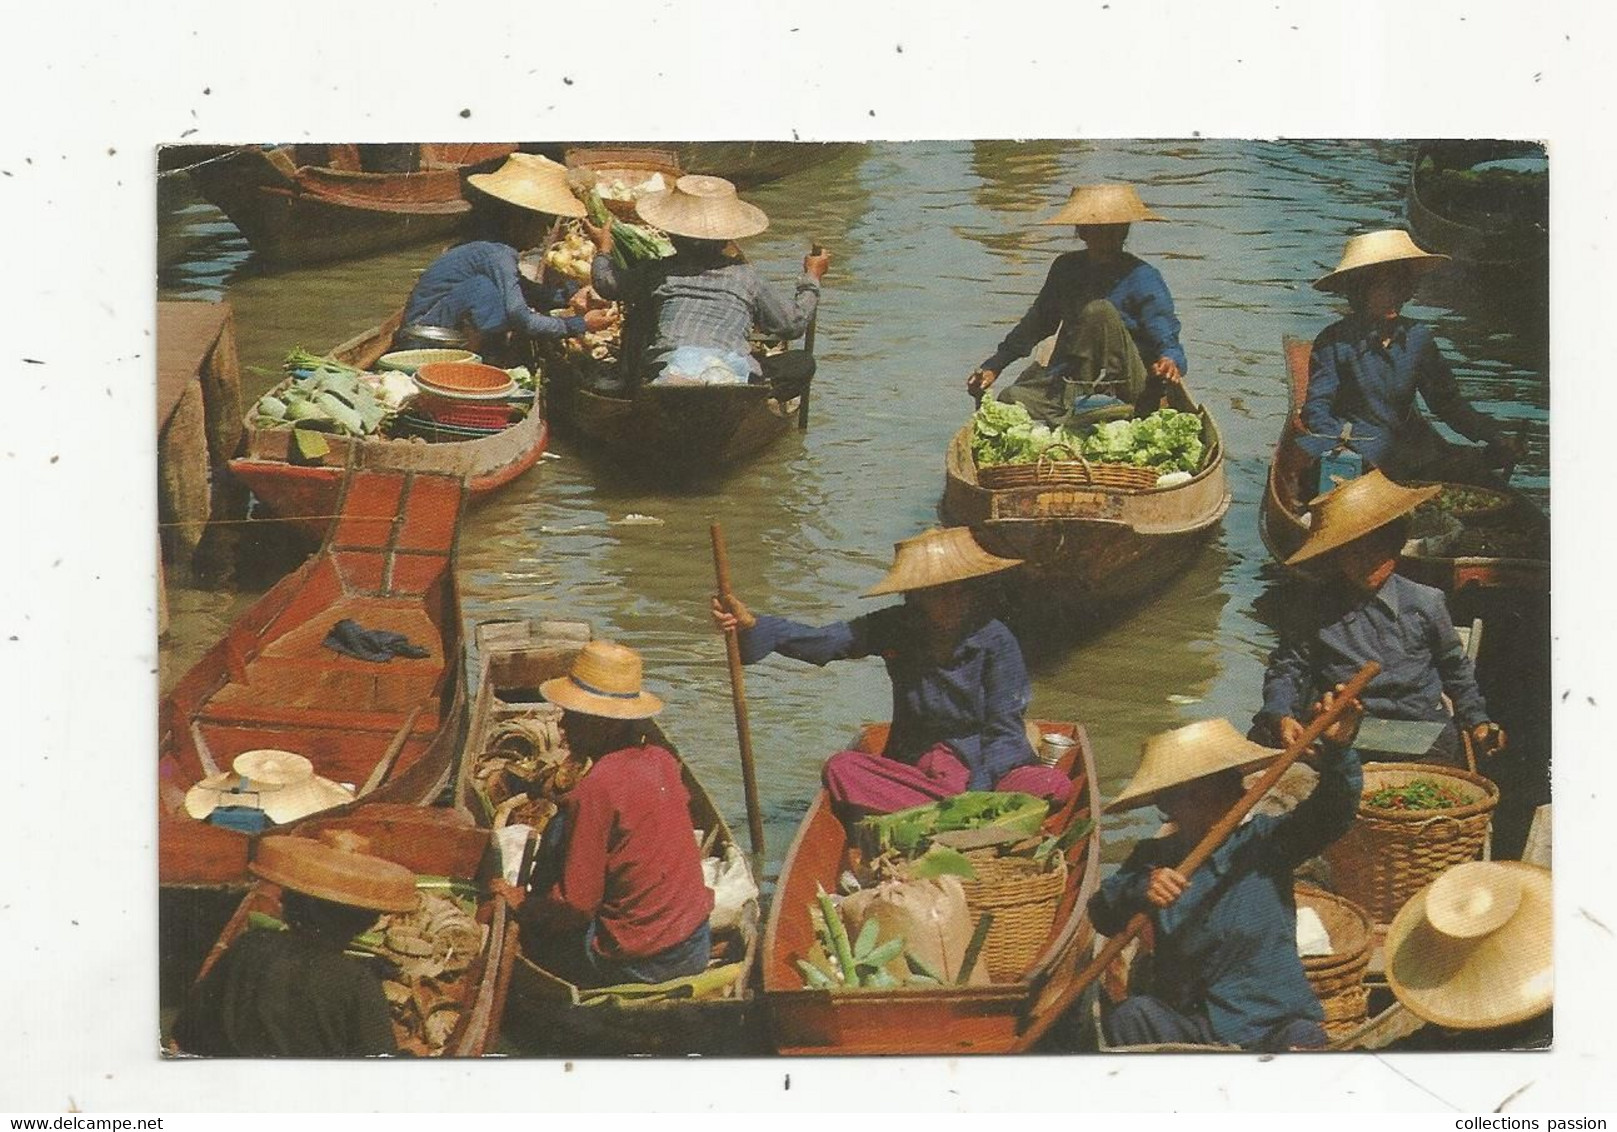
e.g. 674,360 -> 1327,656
158,139 -> 1550,897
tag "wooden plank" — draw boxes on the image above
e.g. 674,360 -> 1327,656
157,301 -> 231,431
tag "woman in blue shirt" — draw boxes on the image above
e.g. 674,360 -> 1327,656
967,183 -> 1187,427
710,527 -> 1070,818
1301,229 -> 1520,485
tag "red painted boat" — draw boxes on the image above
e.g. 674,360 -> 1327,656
158,469 -> 469,893
228,309 -> 549,541
761,720 -> 1102,1055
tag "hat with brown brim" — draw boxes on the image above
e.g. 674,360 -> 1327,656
862,527 -> 1024,598
183,749 -> 356,825
468,153 -> 587,219
1285,469 -> 1441,567
1106,718 -> 1280,813
1384,861 -> 1552,1030
1313,229 -> 1449,293
635,174 -> 769,241
540,639 -> 664,720
1038,183 -> 1164,226
251,831 -> 419,913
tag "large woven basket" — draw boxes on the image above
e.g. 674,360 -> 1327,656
563,147 -> 683,220
976,444 -> 1162,492
1322,763 -> 1499,924
1296,885 -> 1374,1038
958,851 -> 1066,983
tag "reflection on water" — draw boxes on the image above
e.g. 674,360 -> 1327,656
159,140 -> 1549,882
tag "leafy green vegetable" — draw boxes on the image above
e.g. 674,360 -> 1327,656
1365,780 -> 1470,811
970,399 -> 1206,474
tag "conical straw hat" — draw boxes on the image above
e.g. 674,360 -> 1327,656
1106,719 -> 1280,813
251,831 -> 419,912
540,639 -> 664,720
1286,469 -> 1440,567
862,527 -> 1023,597
635,174 -> 769,240
468,153 -> 587,219
183,750 -> 356,824
1038,183 -> 1164,226
1313,229 -> 1449,292
1385,861 -> 1552,1030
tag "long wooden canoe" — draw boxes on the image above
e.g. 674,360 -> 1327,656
941,385 -> 1230,614
184,807 -> 517,1057
762,720 -> 1102,1055
1261,338 -> 1548,594
228,308 -> 549,541
158,469 -> 469,892
1405,140 -> 1548,272
465,620 -> 761,1055
182,143 -> 516,268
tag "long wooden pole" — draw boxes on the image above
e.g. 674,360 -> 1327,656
797,244 -> 823,431
710,522 -> 767,865
1024,659 -> 1381,1034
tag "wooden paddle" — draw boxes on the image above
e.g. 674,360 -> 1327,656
1020,659 -> 1380,1037
797,244 -> 824,430
358,704 -> 423,798
710,523 -> 767,866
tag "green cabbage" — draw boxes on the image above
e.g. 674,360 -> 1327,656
970,400 -> 1206,475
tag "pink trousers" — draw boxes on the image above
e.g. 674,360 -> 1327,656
822,742 -> 1072,816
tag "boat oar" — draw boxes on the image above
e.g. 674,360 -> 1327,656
358,705 -> 423,799
710,523 -> 768,869
797,243 -> 824,431
1021,659 -> 1380,1036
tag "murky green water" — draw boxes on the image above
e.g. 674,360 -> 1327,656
159,140 -> 1549,880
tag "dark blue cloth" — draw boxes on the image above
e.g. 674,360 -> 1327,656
1102,994 -> 1328,1051
536,919 -> 712,989
982,250 -> 1187,376
1300,315 -> 1502,474
1258,573 -> 1489,732
403,241 -> 585,340
1087,747 -> 1362,1049
739,607 -> 1037,791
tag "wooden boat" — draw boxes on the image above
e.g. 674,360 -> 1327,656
1260,338 -> 1548,594
158,468 -> 469,892
465,620 -> 761,1055
568,141 -> 862,188
181,143 -> 516,268
940,384 -> 1230,614
762,720 -> 1102,1055
227,308 -> 549,541
1405,140 -> 1548,272
186,806 -> 517,1057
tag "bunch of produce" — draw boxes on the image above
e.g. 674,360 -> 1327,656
596,171 -> 669,202
796,886 -> 941,991
470,705 -> 589,831
1364,779 -> 1471,811
1412,483 -> 1510,522
857,791 -> 1050,857
253,350 -> 412,437
970,398 -> 1205,475
586,190 -> 676,269
544,225 -> 599,282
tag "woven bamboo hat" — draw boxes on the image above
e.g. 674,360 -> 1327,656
468,153 -> 587,219
862,527 -> 1023,598
251,831 -> 419,913
540,640 -> 664,720
1314,229 -> 1449,293
636,174 -> 769,241
1286,468 -> 1440,567
1385,861 -> 1553,1030
1038,183 -> 1163,226
183,749 -> 356,825
1107,719 -> 1279,813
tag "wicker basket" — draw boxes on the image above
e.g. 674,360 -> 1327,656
1296,885 -> 1373,1038
976,444 -> 1163,492
563,147 -> 684,220
958,851 -> 1066,983
1322,763 -> 1499,925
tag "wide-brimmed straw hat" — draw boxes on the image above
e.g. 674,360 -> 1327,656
862,527 -> 1023,598
1385,861 -> 1552,1030
183,749 -> 355,826
1313,229 -> 1449,293
468,153 -> 587,219
635,174 -> 769,241
1038,183 -> 1164,226
540,640 -> 664,720
1107,719 -> 1279,813
1285,469 -> 1441,567
250,831 -> 419,913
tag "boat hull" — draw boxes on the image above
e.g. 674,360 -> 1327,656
1405,141 -> 1548,271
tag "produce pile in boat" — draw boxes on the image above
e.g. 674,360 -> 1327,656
469,703 -> 589,832
1364,779 -> 1472,811
970,398 -> 1205,476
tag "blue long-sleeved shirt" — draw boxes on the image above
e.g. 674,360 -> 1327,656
1087,747 -> 1362,1048
403,241 -> 585,340
982,250 -> 1187,376
1258,572 -> 1489,730
1300,315 -> 1502,474
738,607 -> 1037,790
